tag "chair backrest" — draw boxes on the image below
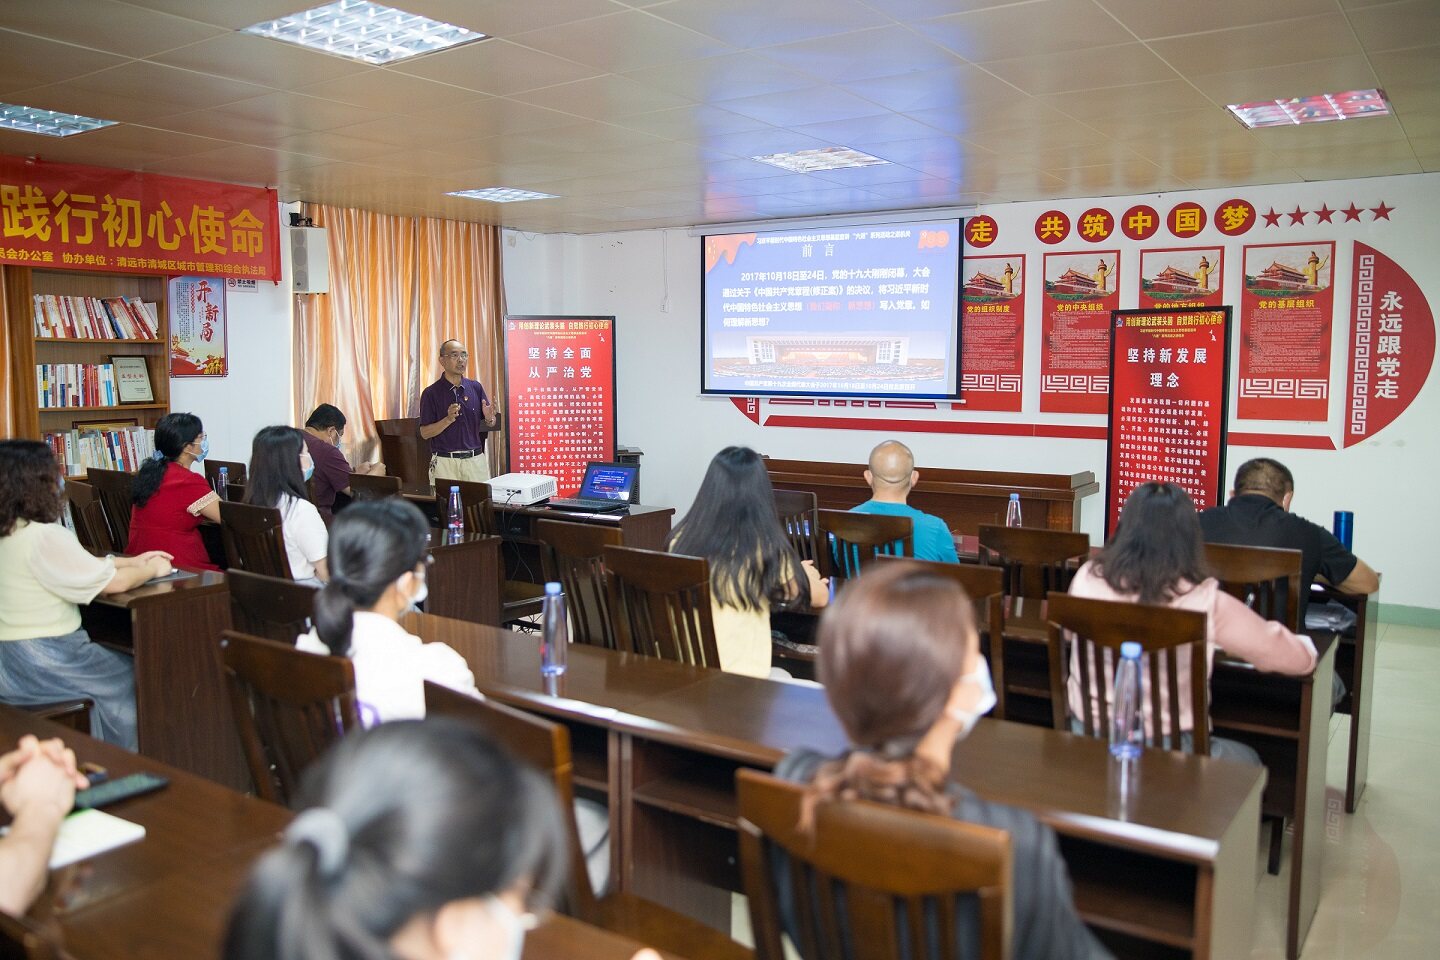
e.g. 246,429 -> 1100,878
1204,542 -> 1303,632
536,518 -> 622,649
1045,593 -> 1210,754
976,525 -> 1089,600
602,545 -> 722,668
0,912 -> 61,960
375,417 -> 430,488
817,509 -> 914,583
203,458 -> 247,491
774,489 -> 820,565
423,682 -> 600,921
348,472 -> 401,502
87,467 -> 133,553
221,630 -> 359,803
219,501 -> 293,579
434,479 -> 496,536
63,479 -> 115,555
736,769 -> 1012,960
228,569 -> 319,643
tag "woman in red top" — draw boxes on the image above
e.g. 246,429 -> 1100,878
128,413 -> 222,571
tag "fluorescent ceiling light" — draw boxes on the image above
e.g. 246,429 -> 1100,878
1227,89 -> 1390,129
751,147 -> 890,173
0,103 -> 117,137
243,0 -> 487,65
447,188 -> 559,203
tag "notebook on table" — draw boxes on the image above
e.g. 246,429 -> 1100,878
547,462 -> 638,514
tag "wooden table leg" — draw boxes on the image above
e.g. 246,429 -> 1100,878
1345,593 -> 1378,813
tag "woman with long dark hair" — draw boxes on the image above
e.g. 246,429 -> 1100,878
1068,481 -> 1316,761
243,425 -> 329,583
778,561 -> 1110,960
128,411 -> 221,570
0,440 -> 173,747
296,499 -> 476,725
667,446 -> 827,678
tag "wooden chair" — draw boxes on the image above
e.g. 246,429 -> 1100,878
220,630 -> 359,804
774,489 -> 820,565
537,518 -> 622,649
424,683 -> 751,960
375,417 -> 430,488
737,769 -> 1012,960
63,479 -> 114,555
976,525 -> 1089,602
347,472 -> 401,502
816,508 -> 913,584
602,546 -> 722,668
0,912 -> 61,960
202,458 -> 247,492
87,467 -> 134,553
228,569 -> 319,643
219,501 -> 293,579
434,479 -> 497,535
1204,542 -> 1303,632
5,698 -> 94,736
1044,593 -> 1209,753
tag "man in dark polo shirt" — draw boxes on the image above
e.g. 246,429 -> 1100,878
419,338 -> 496,485
301,404 -> 387,522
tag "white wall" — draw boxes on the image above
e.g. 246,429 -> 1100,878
503,174 -> 1440,612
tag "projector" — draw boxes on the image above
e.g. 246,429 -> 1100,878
488,473 -> 558,506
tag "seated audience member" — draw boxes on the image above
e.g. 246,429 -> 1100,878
0,440 -> 173,749
296,499 -> 476,724
850,439 -> 959,563
128,412 -> 222,571
777,561 -> 1111,960
1069,482 -> 1317,763
0,735 -> 89,916
302,403 -> 386,523
1199,457 -> 1380,624
668,446 -> 828,678
244,426 -> 330,584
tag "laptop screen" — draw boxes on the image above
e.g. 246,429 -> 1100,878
577,462 -> 637,502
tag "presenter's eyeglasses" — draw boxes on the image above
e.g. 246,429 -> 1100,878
443,351 -> 469,360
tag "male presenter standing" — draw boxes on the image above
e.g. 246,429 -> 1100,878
420,338 -> 497,485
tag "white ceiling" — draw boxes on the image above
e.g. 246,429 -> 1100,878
0,0 -> 1434,233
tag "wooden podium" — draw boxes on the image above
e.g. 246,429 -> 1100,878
764,458 -> 1099,534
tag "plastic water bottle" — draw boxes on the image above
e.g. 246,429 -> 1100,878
540,582 -> 569,677
1005,492 -> 1022,527
1109,641 -> 1145,762
447,486 -> 464,537
217,466 -> 229,500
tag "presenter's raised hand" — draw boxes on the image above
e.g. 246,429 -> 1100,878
482,399 -> 495,423
447,402 -> 462,421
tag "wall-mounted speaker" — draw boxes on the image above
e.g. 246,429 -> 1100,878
289,226 -> 330,294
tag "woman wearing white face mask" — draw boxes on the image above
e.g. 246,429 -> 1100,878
244,425 -> 329,584
776,561 -> 1113,960
296,499 -> 477,725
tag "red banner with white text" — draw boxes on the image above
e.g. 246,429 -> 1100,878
959,253 -> 1025,411
1239,241 -> 1335,421
1345,243 -> 1435,447
1041,250 -> 1120,413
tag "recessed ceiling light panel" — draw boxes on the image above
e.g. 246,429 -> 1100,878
0,103 -> 118,137
447,188 -> 559,203
1227,89 -> 1390,129
751,147 -> 891,174
243,1 -> 487,65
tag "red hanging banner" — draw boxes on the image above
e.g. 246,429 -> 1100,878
1344,243 -> 1435,447
1041,250 -> 1120,413
1238,241 -> 1335,421
1105,307 -> 1231,535
959,253 -> 1025,411
0,155 -> 281,280
504,315 -> 617,497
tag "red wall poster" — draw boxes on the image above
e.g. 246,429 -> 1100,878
1139,247 -> 1223,310
1239,242 -> 1335,421
503,315 -> 617,497
959,253 -> 1024,411
1042,250 -> 1120,413
1106,308 -> 1231,535
1345,242 -> 1435,447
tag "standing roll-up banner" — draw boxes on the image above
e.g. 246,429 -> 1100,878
503,315 -> 617,497
1105,307 -> 1232,536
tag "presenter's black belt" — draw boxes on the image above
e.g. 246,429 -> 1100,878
435,448 -> 483,459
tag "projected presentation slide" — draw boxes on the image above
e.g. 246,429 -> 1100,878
702,219 -> 962,399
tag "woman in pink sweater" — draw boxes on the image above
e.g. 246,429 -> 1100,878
1068,482 -> 1316,763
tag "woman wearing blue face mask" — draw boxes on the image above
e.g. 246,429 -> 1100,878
129,411 -> 223,570
775,561 -> 1113,960
244,425 -> 329,584
296,499 -> 477,725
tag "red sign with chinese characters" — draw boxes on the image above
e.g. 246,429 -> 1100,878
960,254 -> 1025,411
0,155 -> 280,280
1106,308 -> 1231,535
1344,242 -> 1435,447
504,315 -> 617,497
1139,247 -> 1223,310
1041,250 -> 1120,413
1239,241 -> 1336,421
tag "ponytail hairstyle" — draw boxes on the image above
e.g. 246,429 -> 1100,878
313,499 -> 430,656
132,412 -> 202,507
244,425 -> 309,510
223,718 -> 567,960
805,561 -> 978,824
0,440 -> 64,536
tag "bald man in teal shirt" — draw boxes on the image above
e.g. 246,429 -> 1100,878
851,440 -> 959,563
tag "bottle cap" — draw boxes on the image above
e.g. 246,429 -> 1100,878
1120,641 -> 1142,659
450,485 -> 460,492
544,581 -> 561,595
1009,492 -> 1019,500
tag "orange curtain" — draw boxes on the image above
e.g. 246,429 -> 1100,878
294,205 -> 507,472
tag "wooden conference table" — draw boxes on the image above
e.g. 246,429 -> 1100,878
414,614 -> 1267,960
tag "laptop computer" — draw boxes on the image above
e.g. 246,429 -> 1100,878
547,462 -> 638,513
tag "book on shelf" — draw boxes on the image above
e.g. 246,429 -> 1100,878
36,362 -> 123,408
45,425 -> 155,475
32,294 -> 160,340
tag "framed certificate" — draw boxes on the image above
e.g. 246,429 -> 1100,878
111,355 -> 155,404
